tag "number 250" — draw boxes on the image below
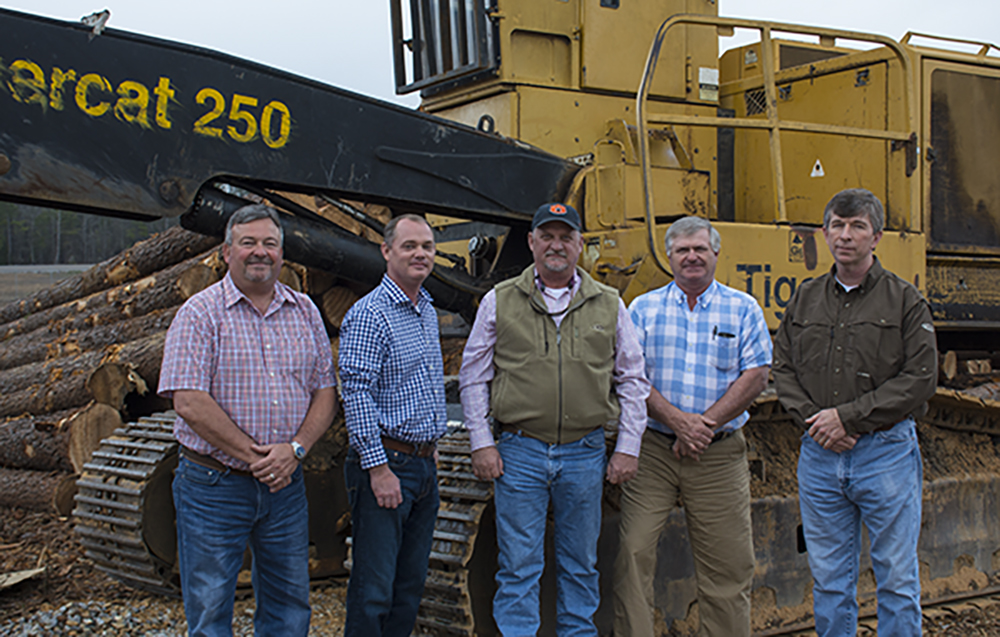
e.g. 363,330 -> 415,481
193,88 -> 291,149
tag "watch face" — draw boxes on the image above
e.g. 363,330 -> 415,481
292,442 -> 306,460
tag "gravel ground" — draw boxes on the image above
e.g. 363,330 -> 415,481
3,506 -> 1000,636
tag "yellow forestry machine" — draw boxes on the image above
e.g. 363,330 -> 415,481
2,0 -> 1000,634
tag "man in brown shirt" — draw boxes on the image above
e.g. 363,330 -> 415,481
773,188 -> 937,636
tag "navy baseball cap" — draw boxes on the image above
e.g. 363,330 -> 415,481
531,203 -> 581,232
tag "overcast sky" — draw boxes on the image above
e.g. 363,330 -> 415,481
3,0 -> 998,109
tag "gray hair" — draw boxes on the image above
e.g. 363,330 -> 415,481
384,213 -> 433,247
224,204 -> 284,246
823,188 -> 884,234
665,216 -> 721,256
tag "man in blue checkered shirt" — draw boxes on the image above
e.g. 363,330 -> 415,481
339,213 -> 447,637
613,216 -> 772,637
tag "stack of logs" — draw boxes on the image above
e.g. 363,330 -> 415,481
0,226 -> 224,515
0,195 -> 468,516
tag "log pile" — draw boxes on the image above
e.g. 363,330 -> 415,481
0,227 -> 222,515
0,215 -> 370,516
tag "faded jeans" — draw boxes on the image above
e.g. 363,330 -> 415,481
173,457 -> 311,637
798,418 -> 923,637
493,426 -> 606,637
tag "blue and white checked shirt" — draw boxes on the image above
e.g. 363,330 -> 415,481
339,275 -> 447,469
629,279 -> 772,434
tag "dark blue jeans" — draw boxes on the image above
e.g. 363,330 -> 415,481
343,446 -> 439,637
172,457 -> 310,637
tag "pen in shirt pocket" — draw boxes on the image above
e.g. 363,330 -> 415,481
713,325 -> 736,339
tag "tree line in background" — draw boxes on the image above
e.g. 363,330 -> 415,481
0,202 -> 178,266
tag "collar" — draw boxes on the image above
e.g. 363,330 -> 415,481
380,274 -> 432,308
221,272 -> 296,312
533,267 -> 579,294
668,279 -> 718,310
829,256 -> 884,294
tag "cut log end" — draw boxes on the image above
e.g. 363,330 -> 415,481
87,364 -> 134,410
67,403 -> 122,474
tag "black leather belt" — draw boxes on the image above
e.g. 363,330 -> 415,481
382,435 -> 436,458
180,446 -> 253,477
651,428 -> 733,445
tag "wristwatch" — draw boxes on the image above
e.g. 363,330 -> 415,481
291,440 -> 307,461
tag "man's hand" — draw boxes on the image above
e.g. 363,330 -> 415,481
369,463 -> 403,509
249,443 -> 296,493
471,447 -> 504,481
806,408 -> 854,452
671,412 -> 715,459
606,452 -> 638,484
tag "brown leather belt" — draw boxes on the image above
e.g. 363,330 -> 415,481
381,435 -> 436,458
652,428 -> 733,445
870,423 -> 896,434
180,446 -> 253,477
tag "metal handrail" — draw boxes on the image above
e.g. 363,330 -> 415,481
901,31 -> 1000,58
636,15 -> 917,275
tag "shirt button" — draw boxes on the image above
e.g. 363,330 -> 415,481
270,372 -> 275,377
834,391 -> 839,396
266,344 -> 272,349
836,346 -> 842,351
839,323 -> 844,328
272,400 -> 278,405
835,368 -> 840,373
845,302 -> 850,307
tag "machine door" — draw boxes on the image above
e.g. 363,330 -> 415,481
923,59 -> 1000,256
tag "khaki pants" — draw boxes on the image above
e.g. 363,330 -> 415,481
613,428 -> 753,637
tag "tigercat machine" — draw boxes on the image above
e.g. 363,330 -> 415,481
1,0 -> 1000,634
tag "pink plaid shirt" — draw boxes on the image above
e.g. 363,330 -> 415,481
159,273 -> 336,470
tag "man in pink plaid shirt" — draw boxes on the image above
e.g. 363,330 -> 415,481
159,204 -> 337,636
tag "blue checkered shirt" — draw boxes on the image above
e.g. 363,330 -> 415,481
629,280 -> 772,434
339,275 -> 447,469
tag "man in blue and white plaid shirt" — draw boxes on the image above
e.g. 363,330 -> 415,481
339,214 -> 447,637
613,216 -> 772,637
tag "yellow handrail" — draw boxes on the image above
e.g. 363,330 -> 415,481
636,15 -> 917,275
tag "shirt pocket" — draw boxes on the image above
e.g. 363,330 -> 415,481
791,318 -> 834,373
849,315 -> 903,387
710,334 -> 739,371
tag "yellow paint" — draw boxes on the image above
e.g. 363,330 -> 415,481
153,77 -> 175,129
48,68 -> 76,111
8,59 -> 48,108
75,73 -> 113,117
114,80 -> 152,129
227,94 -> 259,142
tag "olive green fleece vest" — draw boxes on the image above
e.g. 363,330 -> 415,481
491,266 -> 621,444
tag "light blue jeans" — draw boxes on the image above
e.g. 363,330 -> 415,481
798,418 -> 923,637
172,457 -> 311,637
493,427 -> 606,637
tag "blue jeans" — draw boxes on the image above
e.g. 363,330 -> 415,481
343,446 -> 439,637
172,457 -> 311,637
798,418 -> 923,637
493,427 -> 606,637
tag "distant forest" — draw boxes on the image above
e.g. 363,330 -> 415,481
0,202 -> 178,265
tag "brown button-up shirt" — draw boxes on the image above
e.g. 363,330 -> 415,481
773,258 -> 938,435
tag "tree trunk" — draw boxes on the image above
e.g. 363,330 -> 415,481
0,468 -> 77,515
0,306 -> 179,370
0,249 -> 219,341
0,332 -> 165,418
0,404 -> 121,473
0,225 -> 219,324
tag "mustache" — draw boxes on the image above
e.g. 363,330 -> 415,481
246,256 -> 274,265
545,249 -> 568,258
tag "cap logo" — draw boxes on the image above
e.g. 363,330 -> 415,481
549,204 -> 567,215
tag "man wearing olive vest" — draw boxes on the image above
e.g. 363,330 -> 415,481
459,202 -> 649,635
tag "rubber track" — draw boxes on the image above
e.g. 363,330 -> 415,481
72,412 -> 180,597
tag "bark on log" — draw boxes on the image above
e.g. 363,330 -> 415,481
0,404 -> 121,473
0,249 -> 219,341
0,468 -> 77,515
86,333 -> 166,411
0,332 -> 165,418
0,306 -> 179,371
0,226 -> 218,325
